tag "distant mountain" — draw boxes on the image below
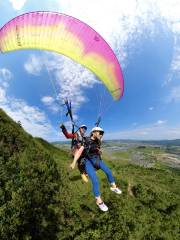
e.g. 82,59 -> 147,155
52,140 -> 69,144
117,139 -> 180,146
146,139 -> 180,146
53,139 -> 180,146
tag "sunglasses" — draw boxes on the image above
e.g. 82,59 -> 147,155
96,131 -> 104,136
80,127 -> 87,131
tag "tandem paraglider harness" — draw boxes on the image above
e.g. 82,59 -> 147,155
63,99 -> 102,171
83,137 -> 102,170
71,137 -> 102,172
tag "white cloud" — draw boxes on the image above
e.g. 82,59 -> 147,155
0,87 -> 6,103
167,85 -> 180,103
41,96 -> 55,105
167,38 -> 180,85
106,123 -> 180,140
53,55 -> 98,109
24,55 -> 44,76
55,0 -> 180,101
0,97 -> 60,141
56,0 -> 145,65
0,68 -> 13,84
171,47 -> 180,72
9,0 -> 27,10
24,53 -> 99,116
56,0 -> 179,64
2,0 -> 180,141
0,67 -> 60,141
149,107 -> 154,111
22,1 -> 180,112
24,52 -> 99,123
154,120 -> 166,126
0,68 -> 13,103
41,95 -> 60,113
157,0 -> 180,85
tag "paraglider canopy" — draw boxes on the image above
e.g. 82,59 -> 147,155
0,11 -> 124,100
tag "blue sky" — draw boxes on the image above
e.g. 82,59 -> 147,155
0,0 -> 180,141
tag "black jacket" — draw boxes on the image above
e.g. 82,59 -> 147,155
83,137 -> 101,159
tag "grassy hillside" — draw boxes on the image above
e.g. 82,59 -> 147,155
0,108 -> 65,239
1,108 -> 180,240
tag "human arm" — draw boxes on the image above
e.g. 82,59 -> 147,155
60,124 -> 78,139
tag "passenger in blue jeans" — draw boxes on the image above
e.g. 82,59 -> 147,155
71,126 -> 122,212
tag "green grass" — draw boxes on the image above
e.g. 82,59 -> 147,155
1,108 -> 180,240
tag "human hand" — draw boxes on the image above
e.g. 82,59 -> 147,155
60,123 -> 65,129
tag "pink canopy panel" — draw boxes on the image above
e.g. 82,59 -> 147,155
0,11 -> 124,100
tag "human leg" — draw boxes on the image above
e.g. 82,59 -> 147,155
99,160 -> 122,194
98,159 -> 115,184
76,158 -> 88,183
85,159 -> 100,197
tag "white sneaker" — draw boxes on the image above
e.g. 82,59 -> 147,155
110,186 -> 122,194
96,202 -> 108,212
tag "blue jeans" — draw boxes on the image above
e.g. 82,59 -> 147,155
84,156 -> 115,197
